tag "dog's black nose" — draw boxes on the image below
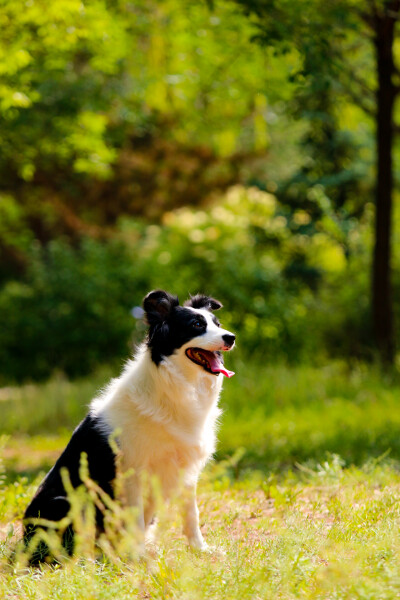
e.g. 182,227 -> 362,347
222,334 -> 236,347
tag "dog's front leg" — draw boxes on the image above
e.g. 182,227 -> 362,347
124,473 -> 145,555
182,484 -> 207,551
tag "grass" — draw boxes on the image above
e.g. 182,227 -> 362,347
2,454 -> 400,599
3,359 -> 400,470
2,359 -> 400,598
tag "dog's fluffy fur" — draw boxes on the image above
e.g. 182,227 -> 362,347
23,290 -> 235,560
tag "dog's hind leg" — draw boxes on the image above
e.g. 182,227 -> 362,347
23,496 -> 72,564
123,473 -> 147,555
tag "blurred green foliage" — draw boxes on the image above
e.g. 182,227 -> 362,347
0,0 -> 129,179
0,185 -> 385,382
0,0 -> 304,277
0,238 -> 138,380
0,0 -> 397,381
0,0 -> 290,188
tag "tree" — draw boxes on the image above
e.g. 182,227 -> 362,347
0,0 -> 280,273
234,0 -> 400,363
0,0 -> 131,180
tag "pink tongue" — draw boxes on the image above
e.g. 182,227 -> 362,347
209,353 -> 235,378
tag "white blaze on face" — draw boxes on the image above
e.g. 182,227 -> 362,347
175,307 -> 235,378
185,308 -> 235,352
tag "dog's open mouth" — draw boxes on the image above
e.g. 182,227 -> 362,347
185,348 -> 235,378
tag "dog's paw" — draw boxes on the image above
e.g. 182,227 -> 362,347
187,535 -> 207,552
188,538 -> 226,556
144,539 -> 159,560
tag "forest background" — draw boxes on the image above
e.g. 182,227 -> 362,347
3,3 -> 400,597
3,0 -> 400,382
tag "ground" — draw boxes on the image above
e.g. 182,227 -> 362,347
2,435 -> 400,599
2,363 -> 400,599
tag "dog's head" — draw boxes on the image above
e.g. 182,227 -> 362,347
143,290 -> 235,378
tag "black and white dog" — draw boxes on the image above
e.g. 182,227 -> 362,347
23,290 -> 235,560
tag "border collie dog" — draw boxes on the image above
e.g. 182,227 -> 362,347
23,290 -> 235,560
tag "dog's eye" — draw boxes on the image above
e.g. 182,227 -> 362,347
193,320 -> 203,329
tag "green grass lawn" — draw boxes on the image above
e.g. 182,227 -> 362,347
2,360 -> 400,598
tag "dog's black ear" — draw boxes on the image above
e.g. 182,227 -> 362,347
143,290 -> 179,324
184,294 -> 222,311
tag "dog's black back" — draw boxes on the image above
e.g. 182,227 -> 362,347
23,414 -> 116,562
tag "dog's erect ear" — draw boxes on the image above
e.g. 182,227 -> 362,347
143,290 -> 179,324
184,294 -> 222,312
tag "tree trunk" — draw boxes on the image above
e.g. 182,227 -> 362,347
372,10 -> 397,364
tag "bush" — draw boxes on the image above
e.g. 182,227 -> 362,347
123,186 -> 340,361
0,238 -> 143,382
0,186 -> 389,383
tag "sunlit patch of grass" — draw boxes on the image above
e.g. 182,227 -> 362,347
4,434 -> 70,484
3,453 -> 400,599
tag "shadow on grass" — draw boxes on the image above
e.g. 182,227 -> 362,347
217,422 -> 400,476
